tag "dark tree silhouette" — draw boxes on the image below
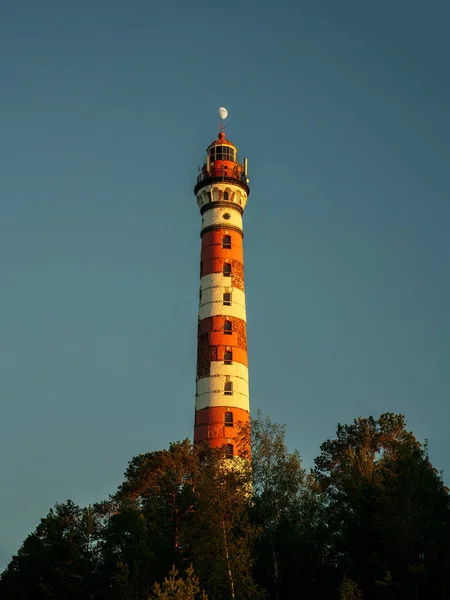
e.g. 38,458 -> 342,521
1,412 -> 449,600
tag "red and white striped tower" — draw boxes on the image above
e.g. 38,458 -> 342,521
193,129 -> 250,458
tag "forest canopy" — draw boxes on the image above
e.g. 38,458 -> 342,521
1,412 -> 449,600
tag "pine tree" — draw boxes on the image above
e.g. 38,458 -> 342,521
339,576 -> 363,600
151,565 -> 208,599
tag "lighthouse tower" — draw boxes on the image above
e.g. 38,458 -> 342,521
194,129 -> 250,458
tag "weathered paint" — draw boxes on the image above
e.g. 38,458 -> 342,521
198,315 -> 247,339
194,132 -> 250,458
196,358 -> 249,381
196,316 -> 248,377
208,361 -> 249,379
194,406 -> 250,454
196,373 -> 250,411
201,248 -> 244,269
196,344 -> 248,377
198,317 -> 246,345
201,206 -> 243,232
200,259 -> 245,291
198,276 -> 246,321
197,183 -> 248,213
201,230 -> 244,262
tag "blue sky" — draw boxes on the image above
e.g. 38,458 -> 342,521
1,0 -> 449,568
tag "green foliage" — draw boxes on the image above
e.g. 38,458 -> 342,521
151,565 -> 208,599
249,411 -> 310,599
314,413 -> 450,599
1,412 -> 450,600
182,446 -> 262,600
0,500 -> 101,599
339,576 -> 363,600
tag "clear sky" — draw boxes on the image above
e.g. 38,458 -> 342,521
1,0 -> 449,569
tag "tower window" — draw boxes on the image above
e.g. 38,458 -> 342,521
223,263 -> 231,277
225,444 -> 234,457
224,380 -> 233,395
224,320 -> 232,334
222,235 -> 231,249
224,412 -> 234,427
224,349 -> 232,364
223,292 -> 231,306
223,191 -> 229,200
223,213 -> 231,220
209,146 -> 236,162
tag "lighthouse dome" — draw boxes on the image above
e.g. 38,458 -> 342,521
195,130 -> 249,196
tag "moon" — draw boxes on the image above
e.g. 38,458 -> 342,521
219,107 -> 228,120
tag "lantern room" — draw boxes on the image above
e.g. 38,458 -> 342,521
195,131 -> 249,195
208,132 -> 236,163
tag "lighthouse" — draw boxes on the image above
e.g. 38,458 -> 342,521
193,128 -> 250,458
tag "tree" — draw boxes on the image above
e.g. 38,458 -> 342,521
3,412 -> 450,600
314,413 -> 450,599
118,440 -> 198,560
96,498 -> 158,599
0,500 -> 101,599
96,440 -> 198,599
339,576 -> 363,600
247,412 -> 307,599
102,440 -> 261,599
151,565 -> 208,600
182,446 -> 262,600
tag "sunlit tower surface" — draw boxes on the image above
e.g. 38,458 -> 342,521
193,127 -> 250,458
